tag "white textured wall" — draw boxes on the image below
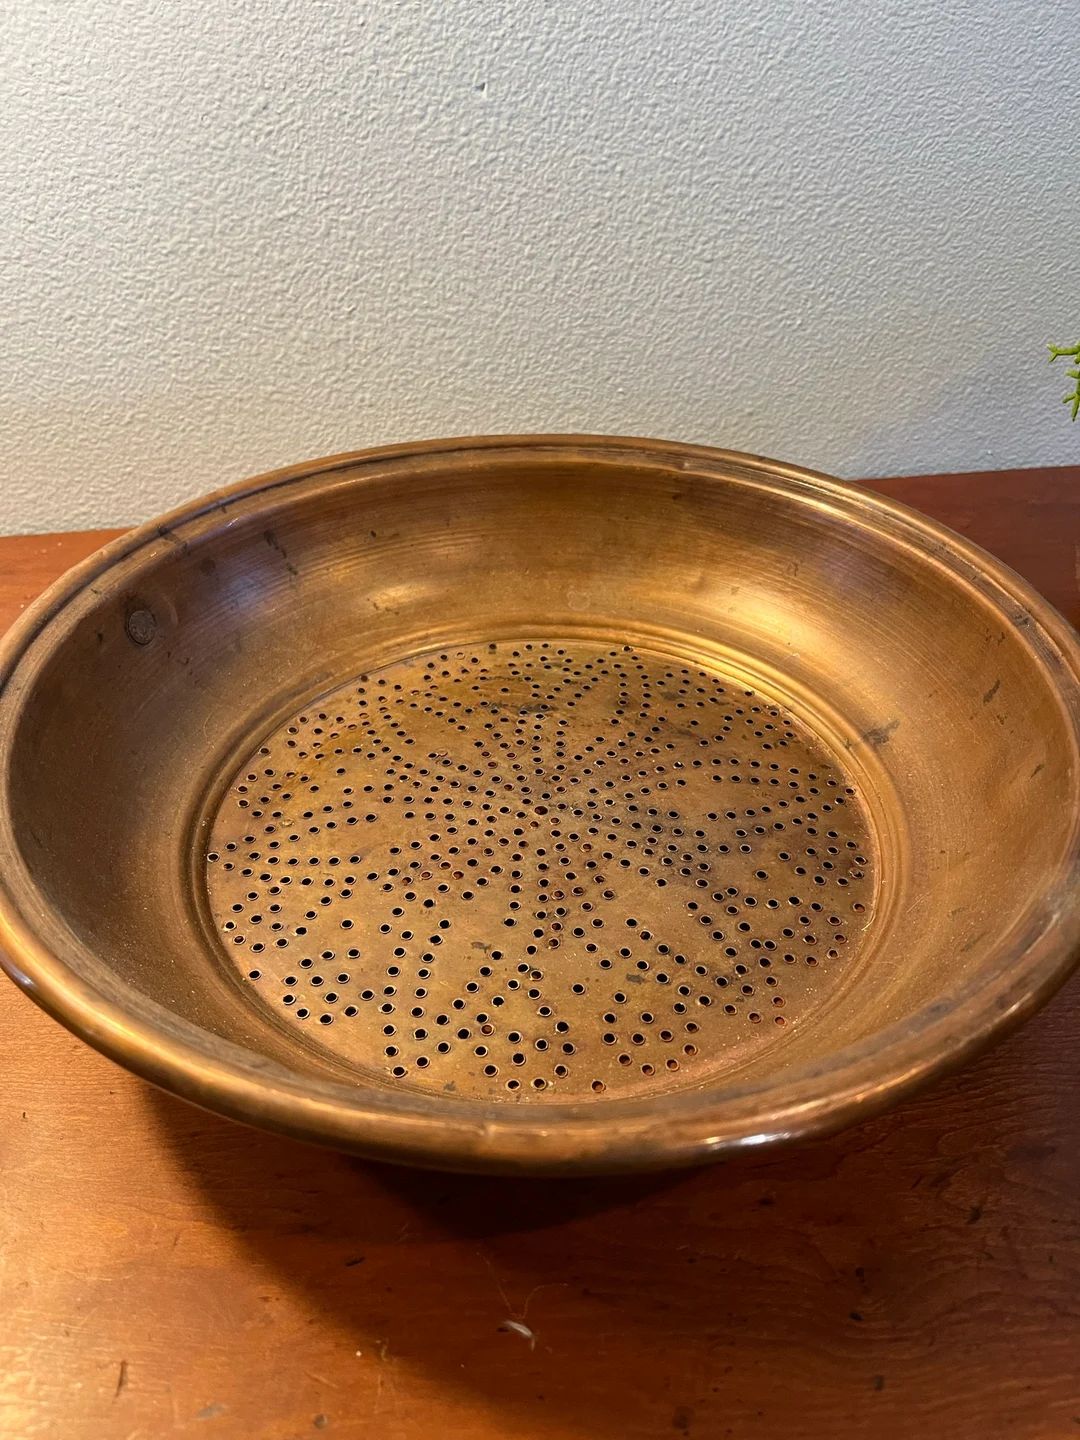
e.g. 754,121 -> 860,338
2,1 -> 1076,533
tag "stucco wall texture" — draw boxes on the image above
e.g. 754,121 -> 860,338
2,1 -> 1076,533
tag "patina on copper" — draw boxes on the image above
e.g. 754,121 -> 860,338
0,436 -> 1077,1173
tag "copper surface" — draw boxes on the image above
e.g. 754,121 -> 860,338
205,641 -> 877,1099
0,436 -> 1078,1174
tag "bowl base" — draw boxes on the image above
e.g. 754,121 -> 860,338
204,637 -> 879,1100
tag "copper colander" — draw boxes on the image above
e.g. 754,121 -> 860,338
1,436 -> 1078,1174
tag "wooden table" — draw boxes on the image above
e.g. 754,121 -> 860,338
2,468 -> 1078,1440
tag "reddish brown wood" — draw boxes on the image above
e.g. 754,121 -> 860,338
0,467 -> 1077,1440
865,467 -> 1080,628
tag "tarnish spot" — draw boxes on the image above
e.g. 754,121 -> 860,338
862,718 -> 899,748
263,528 -> 299,578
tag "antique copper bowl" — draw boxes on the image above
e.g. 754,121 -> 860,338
1,436 -> 1078,1173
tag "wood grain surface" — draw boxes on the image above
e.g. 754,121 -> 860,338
1,469 -> 1078,1440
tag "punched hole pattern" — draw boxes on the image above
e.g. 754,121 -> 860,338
206,641 -> 876,1099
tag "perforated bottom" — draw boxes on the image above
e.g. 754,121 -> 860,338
205,641 -> 877,1099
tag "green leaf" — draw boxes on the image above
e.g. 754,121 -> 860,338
1049,342 -> 1080,419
